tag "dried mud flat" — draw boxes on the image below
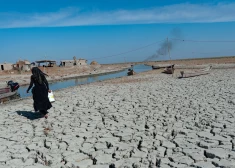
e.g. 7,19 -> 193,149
0,69 -> 235,168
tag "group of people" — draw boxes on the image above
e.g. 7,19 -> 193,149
26,67 -> 52,119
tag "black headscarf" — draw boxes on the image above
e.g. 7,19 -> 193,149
31,67 -> 48,84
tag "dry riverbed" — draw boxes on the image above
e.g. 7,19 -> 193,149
0,69 -> 235,168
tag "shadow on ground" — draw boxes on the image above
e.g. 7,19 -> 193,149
16,111 -> 44,120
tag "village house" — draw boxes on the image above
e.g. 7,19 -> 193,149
76,58 -> 87,66
13,60 -> 32,71
60,60 -> 74,67
0,63 -> 13,71
60,58 -> 87,67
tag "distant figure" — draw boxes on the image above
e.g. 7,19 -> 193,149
26,67 -> 52,118
127,68 -> 135,76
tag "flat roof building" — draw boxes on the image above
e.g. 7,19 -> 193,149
0,63 -> 13,71
60,58 -> 87,67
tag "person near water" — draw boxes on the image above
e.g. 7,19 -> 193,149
26,67 -> 52,118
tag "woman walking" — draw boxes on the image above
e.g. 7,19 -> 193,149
27,67 -> 52,118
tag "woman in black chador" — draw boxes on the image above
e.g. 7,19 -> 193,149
27,67 -> 52,118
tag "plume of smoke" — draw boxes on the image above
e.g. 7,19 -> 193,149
144,28 -> 182,61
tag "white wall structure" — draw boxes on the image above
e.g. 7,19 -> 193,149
0,63 -> 13,71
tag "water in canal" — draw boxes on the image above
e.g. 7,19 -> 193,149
18,64 -> 151,98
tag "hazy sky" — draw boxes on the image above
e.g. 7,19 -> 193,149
0,0 -> 235,64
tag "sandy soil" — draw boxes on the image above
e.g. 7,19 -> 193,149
145,56 -> 235,66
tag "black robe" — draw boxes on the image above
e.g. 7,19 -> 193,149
27,75 -> 52,112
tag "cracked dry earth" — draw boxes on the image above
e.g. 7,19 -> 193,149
0,69 -> 235,168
